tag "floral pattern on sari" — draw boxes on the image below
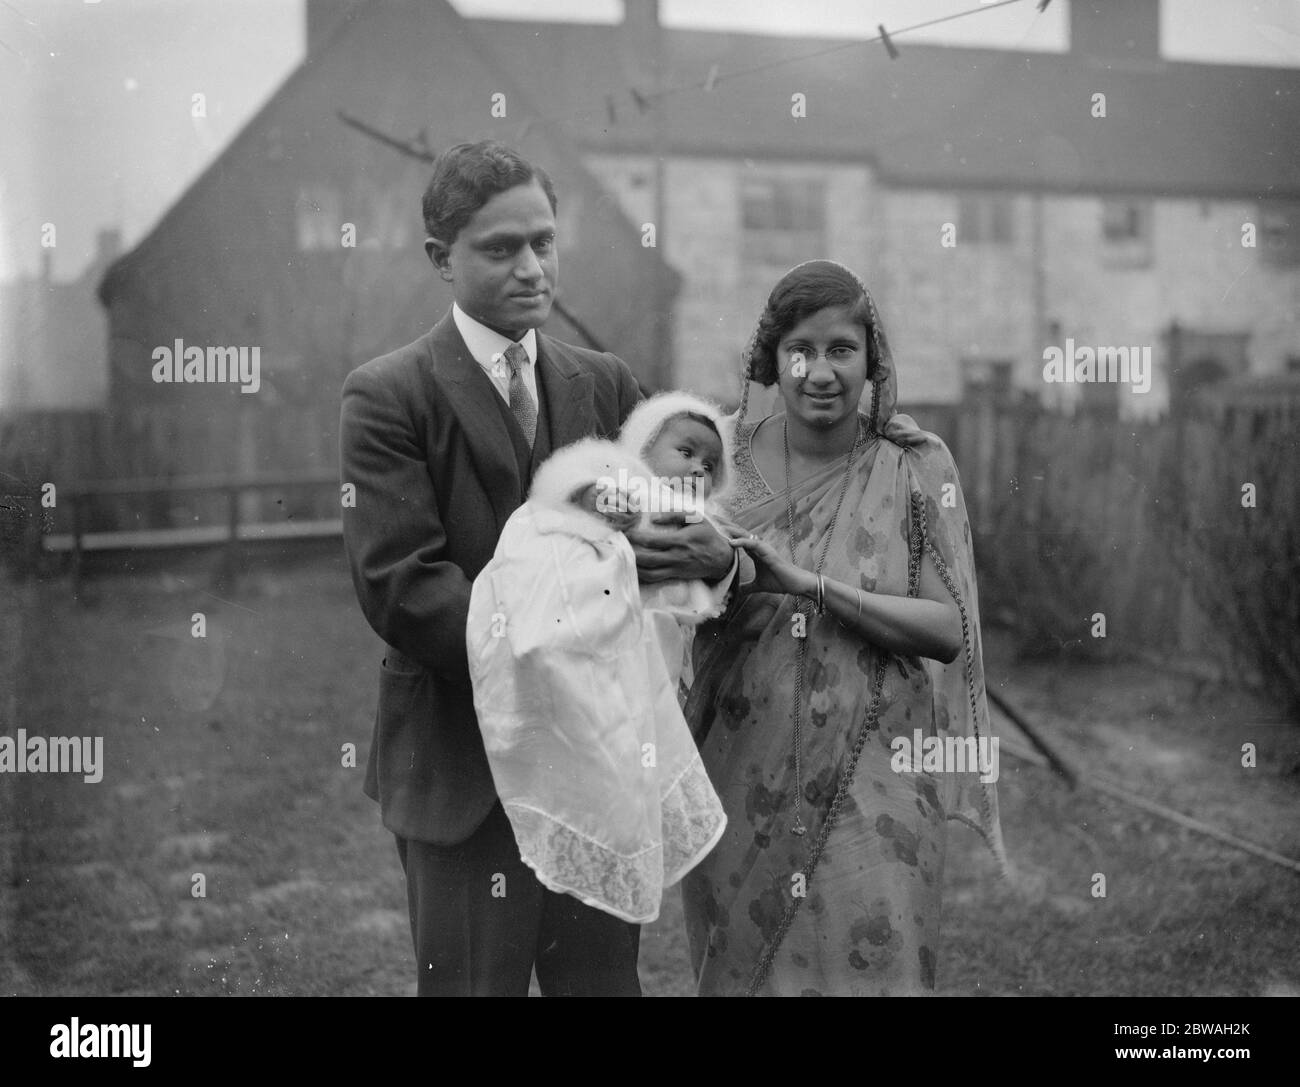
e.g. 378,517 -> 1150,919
682,414 -> 1005,996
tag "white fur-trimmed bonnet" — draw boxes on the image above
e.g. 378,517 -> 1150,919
616,391 -> 735,504
527,436 -> 652,513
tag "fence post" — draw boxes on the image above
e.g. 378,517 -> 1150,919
969,384 -> 997,535
70,498 -> 83,598
220,485 -> 241,592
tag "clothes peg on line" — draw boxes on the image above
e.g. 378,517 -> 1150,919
878,24 -> 899,61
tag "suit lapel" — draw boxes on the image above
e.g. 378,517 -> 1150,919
427,313 -> 523,528
535,333 -> 596,453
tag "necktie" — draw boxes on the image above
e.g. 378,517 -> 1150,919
502,342 -> 537,448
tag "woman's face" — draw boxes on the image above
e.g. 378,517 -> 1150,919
774,304 -> 870,431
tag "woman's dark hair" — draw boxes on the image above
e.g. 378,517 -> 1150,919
422,140 -> 558,244
746,263 -> 883,387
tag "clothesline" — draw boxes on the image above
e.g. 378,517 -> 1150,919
606,0 -> 1047,120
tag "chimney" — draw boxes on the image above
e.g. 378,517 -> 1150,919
1070,0 -> 1161,60
307,0 -> 360,52
623,0 -> 660,40
621,0 -> 663,86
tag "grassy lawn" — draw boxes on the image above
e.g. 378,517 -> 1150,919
2,550 -> 1296,996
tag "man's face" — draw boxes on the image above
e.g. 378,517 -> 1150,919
426,178 -> 558,340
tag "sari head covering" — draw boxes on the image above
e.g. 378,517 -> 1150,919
733,259 -> 897,436
683,260 -> 1008,996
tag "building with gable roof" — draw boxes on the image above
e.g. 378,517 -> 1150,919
88,0 -> 1299,512
94,0 -> 677,501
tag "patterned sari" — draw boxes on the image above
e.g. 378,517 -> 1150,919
683,364 -> 1006,996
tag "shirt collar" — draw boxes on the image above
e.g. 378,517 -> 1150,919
452,303 -> 537,372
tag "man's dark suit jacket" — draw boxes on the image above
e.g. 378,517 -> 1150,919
340,310 -> 642,846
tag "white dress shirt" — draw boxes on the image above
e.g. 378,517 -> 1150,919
452,303 -> 539,407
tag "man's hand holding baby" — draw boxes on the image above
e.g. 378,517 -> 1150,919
569,478 -> 734,583
626,516 -> 736,585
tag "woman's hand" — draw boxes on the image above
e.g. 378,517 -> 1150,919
733,534 -> 815,598
713,517 -> 753,546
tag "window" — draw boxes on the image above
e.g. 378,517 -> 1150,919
1259,203 -> 1300,268
957,195 -> 1014,244
361,190 -> 410,251
741,177 -> 825,267
1101,199 -> 1152,266
1102,200 -> 1150,242
296,185 -> 342,252
962,358 -> 1013,398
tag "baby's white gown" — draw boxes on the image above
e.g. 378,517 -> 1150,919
466,465 -> 728,925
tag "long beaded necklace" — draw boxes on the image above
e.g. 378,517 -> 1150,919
782,412 -> 863,837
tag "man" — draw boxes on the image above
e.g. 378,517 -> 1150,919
339,140 -> 735,996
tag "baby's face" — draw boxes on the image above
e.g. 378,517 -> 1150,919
643,417 -> 721,501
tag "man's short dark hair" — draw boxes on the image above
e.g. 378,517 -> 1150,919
422,140 -> 558,245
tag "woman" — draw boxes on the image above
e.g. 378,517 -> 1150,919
683,260 -> 1008,997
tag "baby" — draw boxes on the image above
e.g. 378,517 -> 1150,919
570,402 -> 723,529
465,392 -> 735,925
578,393 -> 739,693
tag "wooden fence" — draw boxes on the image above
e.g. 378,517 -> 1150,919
0,470 -> 340,592
938,391 -> 1299,707
4,387 -> 1296,706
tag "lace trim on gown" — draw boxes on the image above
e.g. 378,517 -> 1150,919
506,752 -> 727,924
